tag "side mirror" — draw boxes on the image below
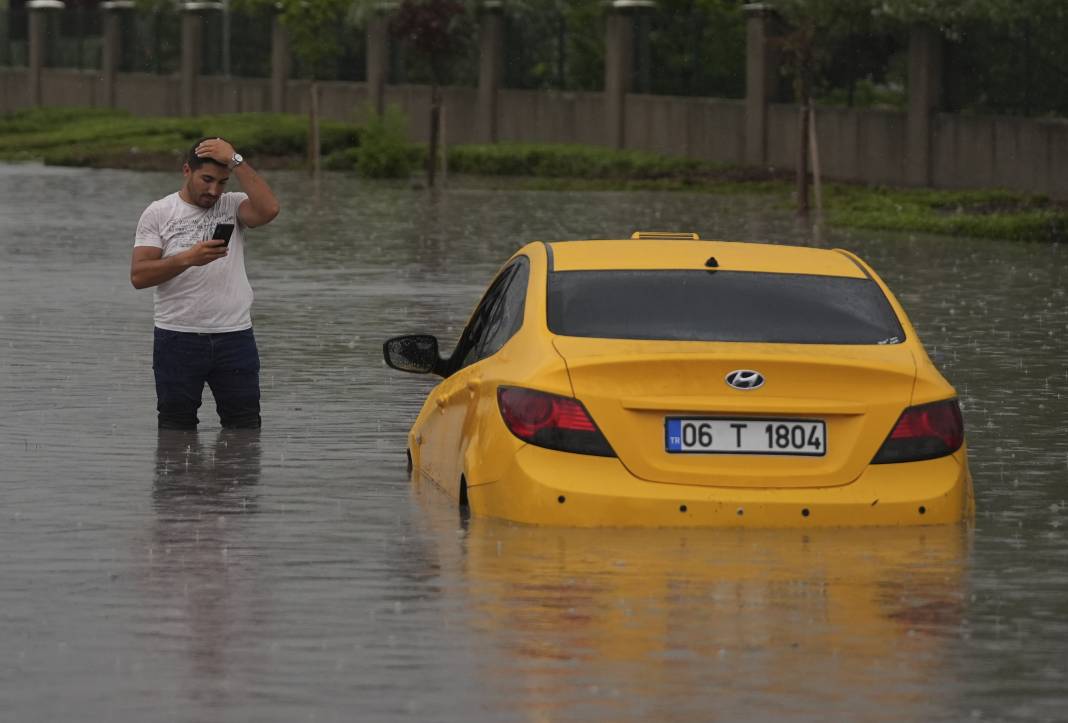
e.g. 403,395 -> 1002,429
383,334 -> 443,375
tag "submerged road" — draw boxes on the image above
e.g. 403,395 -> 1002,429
1,163 -> 1066,721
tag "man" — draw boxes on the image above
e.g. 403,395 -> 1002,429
131,137 -> 280,429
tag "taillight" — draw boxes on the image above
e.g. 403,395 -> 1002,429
872,398 -> 964,464
497,386 -> 615,457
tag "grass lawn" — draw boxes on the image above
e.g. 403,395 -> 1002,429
3,107 -> 1065,242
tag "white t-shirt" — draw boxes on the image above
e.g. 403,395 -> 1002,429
134,191 -> 253,333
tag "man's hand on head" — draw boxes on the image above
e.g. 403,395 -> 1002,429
196,138 -> 237,167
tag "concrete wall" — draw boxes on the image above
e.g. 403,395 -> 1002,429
198,76 -> 272,115
768,102 -> 909,186
1,67 -> 30,109
39,69 -> 101,107
625,94 -> 746,165
284,80 -> 364,119
932,114 -> 1068,199
4,66 -> 1068,199
393,86 -> 480,145
497,89 -> 604,146
115,73 -> 179,117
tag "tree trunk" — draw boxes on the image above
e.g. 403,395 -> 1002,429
427,82 -> 441,188
440,102 -> 448,186
308,81 -> 321,177
791,25 -> 814,220
809,102 -> 823,238
797,93 -> 810,219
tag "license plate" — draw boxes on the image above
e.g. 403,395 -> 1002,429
665,417 -> 826,456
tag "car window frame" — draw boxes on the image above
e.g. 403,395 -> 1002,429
473,256 -> 530,363
447,255 -> 530,375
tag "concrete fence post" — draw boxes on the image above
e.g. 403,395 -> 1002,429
270,13 -> 289,113
366,2 -> 395,116
101,0 -> 134,109
604,1 -> 644,149
907,24 -> 943,187
181,1 -> 222,117
744,2 -> 778,167
477,0 -> 503,143
27,0 -> 64,107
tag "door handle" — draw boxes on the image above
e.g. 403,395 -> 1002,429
466,378 -> 481,392
435,397 -> 445,409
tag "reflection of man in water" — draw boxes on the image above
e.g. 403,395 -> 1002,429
152,428 -> 262,686
153,428 -> 262,516
130,137 -> 280,430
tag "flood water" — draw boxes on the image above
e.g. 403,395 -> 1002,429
1,163 -> 1066,721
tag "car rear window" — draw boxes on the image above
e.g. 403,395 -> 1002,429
547,270 -> 905,344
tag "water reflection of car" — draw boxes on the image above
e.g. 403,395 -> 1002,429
411,507 -> 971,719
384,232 -> 974,527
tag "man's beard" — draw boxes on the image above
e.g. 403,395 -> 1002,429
187,182 -> 218,208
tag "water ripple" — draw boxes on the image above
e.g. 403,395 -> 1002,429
1,164 -> 1065,721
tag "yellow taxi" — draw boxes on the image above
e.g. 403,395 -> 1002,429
384,233 -> 974,527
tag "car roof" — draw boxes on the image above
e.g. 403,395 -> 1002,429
545,239 -> 869,279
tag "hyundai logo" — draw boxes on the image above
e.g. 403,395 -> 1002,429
726,370 -> 765,390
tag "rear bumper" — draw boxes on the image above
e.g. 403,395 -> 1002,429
468,445 -> 974,528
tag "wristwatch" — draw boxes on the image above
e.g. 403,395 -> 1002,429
229,152 -> 244,170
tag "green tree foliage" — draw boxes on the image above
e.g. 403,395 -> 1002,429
763,0 -> 882,216
500,0 -> 744,96
769,0 -> 1068,106
646,0 -> 745,98
258,0 -> 353,80
876,0 -> 1068,116
771,0 -> 884,97
559,0 -> 609,91
389,0 -> 468,84
943,6 -> 1068,116
232,0 -> 356,174
234,0 -> 368,81
352,105 -> 415,178
389,0 -> 469,186
875,0 -> 1058,27
501,0 -> 604,91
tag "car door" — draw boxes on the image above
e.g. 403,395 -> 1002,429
431,258 -> 530,496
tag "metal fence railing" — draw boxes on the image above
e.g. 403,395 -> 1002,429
288,15 -> 368,82
223,7 -> 273,78
499,1 -> 745,98
1,6 -> 28,67
386,12 -> 477,87
125,8 -> 179,75
503,2 -> 604,91
54,4 -> 102,70
5,2 -> 1068,119
645,1 -> 745,99
944,14 -> 1068,118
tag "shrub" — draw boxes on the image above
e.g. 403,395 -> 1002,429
446,143 -> 704,179
354,106 -> 414,179
0,109 -> 365,165
193,113 -> 357,157
0,107 -> 128,134
323,147 -> 359,171
320,121 -> 362,155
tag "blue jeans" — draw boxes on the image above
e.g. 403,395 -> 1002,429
153,327 -> 261,430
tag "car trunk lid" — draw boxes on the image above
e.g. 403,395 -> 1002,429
553,337 -> 915,489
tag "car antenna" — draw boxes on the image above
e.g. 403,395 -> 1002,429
705,256 -> 719,274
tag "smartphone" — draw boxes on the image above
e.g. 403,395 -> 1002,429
212,223 -> 235,247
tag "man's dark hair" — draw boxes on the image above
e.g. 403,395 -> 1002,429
186,136 -> 230,171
